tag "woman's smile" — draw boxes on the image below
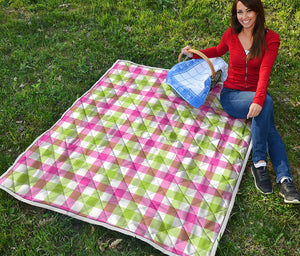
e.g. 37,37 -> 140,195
236,1 -> 257,30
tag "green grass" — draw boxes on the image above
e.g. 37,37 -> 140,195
0,0 -> 299,255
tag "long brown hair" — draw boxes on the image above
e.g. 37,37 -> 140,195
231,0 -> 266,59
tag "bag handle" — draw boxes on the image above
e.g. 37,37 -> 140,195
178,49 -> 216,78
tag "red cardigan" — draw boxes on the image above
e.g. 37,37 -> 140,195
192,27 -> 280,107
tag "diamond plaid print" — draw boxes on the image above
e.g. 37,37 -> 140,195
0,60 -> 251,256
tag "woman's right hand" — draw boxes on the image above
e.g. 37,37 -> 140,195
181,45 -> 193,58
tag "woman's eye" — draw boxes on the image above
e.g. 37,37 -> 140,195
247,9 -> 252,12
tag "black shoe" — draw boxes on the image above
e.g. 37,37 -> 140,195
251,165 -> 273,194
279,180 -> 300,204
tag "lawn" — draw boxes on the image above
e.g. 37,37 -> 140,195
0,0 -> 299,255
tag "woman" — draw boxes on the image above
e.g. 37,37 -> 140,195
181,0 -> 300,204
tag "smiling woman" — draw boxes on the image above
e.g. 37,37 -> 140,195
231,0 -> 266,60
236,3 -> 257,30
181,0 -> 300,204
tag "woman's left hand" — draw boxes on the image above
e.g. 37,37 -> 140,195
247,103 -> 262,119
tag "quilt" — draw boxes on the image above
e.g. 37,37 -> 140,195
0,60 -> 252,256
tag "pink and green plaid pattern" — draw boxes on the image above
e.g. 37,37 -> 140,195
0,60 -> 252,256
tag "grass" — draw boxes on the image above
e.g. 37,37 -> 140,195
0,0 -> 299,255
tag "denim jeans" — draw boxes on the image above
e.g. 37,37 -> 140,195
220,87 -> 292,183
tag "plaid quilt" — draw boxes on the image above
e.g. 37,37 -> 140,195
0,60 -> 252,256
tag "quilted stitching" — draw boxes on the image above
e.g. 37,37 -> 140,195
0,60 -> 251,256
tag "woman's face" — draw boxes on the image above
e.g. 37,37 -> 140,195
236,1 -> 257,30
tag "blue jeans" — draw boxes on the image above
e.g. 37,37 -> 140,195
220,87 -> 292,183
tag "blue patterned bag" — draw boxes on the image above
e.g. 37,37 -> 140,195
166,50 -> 228,108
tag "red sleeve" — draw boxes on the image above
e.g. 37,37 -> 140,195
253,31 -> 280,106
192,28 -> 230,59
